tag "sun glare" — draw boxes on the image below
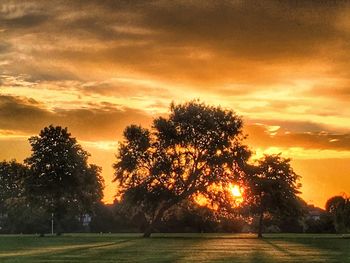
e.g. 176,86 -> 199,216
229,184 -> 244,205
229,184 -> 242,197
193,183 -> 244,209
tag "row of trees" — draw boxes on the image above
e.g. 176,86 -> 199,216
113,101 -> 302,237
0,126 -> 104,234
113,101 -> 350,237
0,101 -> 348,237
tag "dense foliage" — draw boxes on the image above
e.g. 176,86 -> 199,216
325,195 -> 350,233
24,125 -> 104,233
243,154 -> 302,237
114,101 -> 250,237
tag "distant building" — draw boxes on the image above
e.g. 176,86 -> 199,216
82,214 -> 92,227
307,205 -> 324,221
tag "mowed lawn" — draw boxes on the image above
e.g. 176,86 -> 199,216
0,233 -> 349,262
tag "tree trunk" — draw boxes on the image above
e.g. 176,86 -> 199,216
258,211 -> 263,238
55,216 -> 63,236
143,224 -> 153,238
142,211 -> 163,238
142,202 -> 175,238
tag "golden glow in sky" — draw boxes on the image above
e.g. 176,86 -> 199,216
1,1 -> 350,208
194,184 -> 244,209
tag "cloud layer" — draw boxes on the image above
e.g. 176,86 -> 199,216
1,0 -> 350,206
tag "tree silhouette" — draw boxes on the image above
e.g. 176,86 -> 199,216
244,154 -> 301,238
0,160 -> 28,229
0,160 -> 47,234
114,101 -> 250,237
25,125 -> 104,234
325,195 -> 350,233
0,160 -> 27,211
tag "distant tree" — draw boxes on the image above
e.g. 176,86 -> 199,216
114,101 -> 250,237
0,160 -> 27,231
244,154 -> 302,238
0,160 -> 48,234
25,125 -> 104,234
158,200 -> 219,233
325,195 -> 350,233
304,211 -> 335,233
89,201 -> 141,233
273,197 -> 307,233
0,160 -> 26,212
90,202 -> 118,233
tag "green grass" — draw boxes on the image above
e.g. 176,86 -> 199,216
0,233 -> 349,262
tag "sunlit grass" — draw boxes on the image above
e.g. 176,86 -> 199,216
0,233 -> 349,262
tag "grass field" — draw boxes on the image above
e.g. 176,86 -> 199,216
0,233 -> 349,262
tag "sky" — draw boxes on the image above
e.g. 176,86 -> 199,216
1,0 -> 350,208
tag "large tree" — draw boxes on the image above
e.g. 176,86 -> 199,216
25,125 -> 104,233
244,154 -> 302,238
114,101 -> 250,237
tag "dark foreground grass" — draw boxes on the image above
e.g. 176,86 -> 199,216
0,233 -> 349,262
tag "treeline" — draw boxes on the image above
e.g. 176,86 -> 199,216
0,101 -> 349,236
0,126 -> 103,235
83,199 -> 346,234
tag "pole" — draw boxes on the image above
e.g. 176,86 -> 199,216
51,213 -> 54,235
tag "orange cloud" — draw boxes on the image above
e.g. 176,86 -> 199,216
1,0 -> 350,207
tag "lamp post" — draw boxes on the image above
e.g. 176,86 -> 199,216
51,213 -> 54,235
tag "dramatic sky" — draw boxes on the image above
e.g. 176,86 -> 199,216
1,0 -> 350,208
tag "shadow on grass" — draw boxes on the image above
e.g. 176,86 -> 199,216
262,239 -> 296,257
1,234 -> 349,262
0,240 -> 131,258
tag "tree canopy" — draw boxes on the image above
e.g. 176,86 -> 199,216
114,101 -> 250,237
0,160 -> 27,211
244,154 -> 302,238
0,160 -> 28,230
25,125 -> 104,233
325,195 -> 350,233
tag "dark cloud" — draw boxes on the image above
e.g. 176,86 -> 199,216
3,94 -> 349,152
80,79 -> 173,99
0,13 -> 49,29
245,122 -> 350,151
0,95 -> 50,131
2,0 -> 350,86
0,95 -> 152,141
54,106 -> 153,141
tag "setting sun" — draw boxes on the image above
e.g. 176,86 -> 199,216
229,184 -> 244,205
193,183 -> 244,208
229,184 -> 243,198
